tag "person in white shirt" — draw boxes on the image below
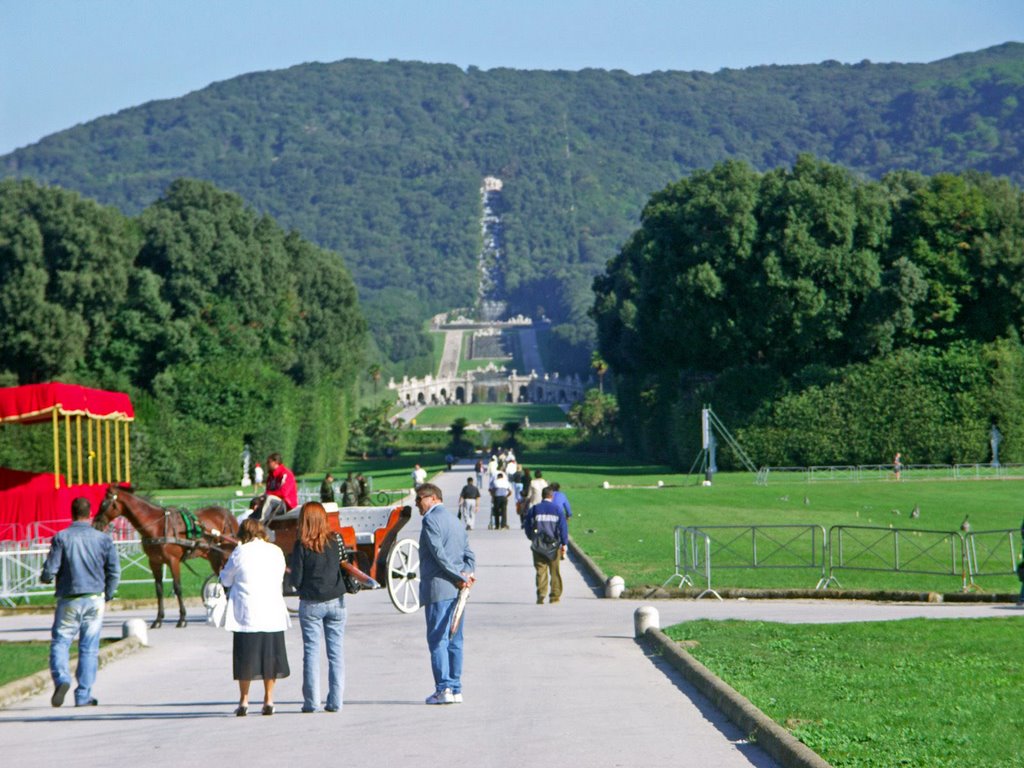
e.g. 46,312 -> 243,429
489,472 -> 512,529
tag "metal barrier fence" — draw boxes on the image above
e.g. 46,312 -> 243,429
757,463 -> 1024,484
824,525 -> 965,589
665,524 -> 1022,597
965,528 -> 1021,583
0,537 -> 178,607
664,525 -> 827,599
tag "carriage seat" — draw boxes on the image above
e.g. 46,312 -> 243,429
270,504 -> 397,546
335,506 -> 399,545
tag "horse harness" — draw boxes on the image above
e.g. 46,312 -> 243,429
139,504 -> 232,558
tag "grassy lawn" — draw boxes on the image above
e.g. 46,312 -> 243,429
498,453 -> 1024,593
414,404 -> 568,426
665,617 -> 1024,767
0,639 -> 115,687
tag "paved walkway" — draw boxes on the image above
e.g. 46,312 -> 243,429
1,463 -> 1013,766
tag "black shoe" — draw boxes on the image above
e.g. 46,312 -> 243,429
75,698 -> 98,707
51,682 -> 69,708
262,703 -> 275,716
235,705 -> 248,717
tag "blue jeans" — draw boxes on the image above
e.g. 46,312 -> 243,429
298,598 -> 346,711
50,595 -> 104,705
424,597 -> 463,693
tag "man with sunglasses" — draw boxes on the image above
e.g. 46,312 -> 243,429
416,483 -> 475,704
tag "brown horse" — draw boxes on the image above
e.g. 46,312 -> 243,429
93,485 -> 239,628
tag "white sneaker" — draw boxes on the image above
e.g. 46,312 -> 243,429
425,689 -> 454,705
452,692 -> 463,703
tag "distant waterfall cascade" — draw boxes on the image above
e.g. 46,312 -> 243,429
478,176 -> 507,322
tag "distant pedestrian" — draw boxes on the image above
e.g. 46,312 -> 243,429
253,462 -> 264,492
523,486 -> 568,604
412,463 -> 427,489
458,477 -> 481,530
41,497 -> 121,707
549,482 -> 572,524
341,472 -> 358,506
320,473 -> 336,504
893,452 -> 902,481
356,473 -> 370,505
474,458 -> 485,487
489,472 -> 512,529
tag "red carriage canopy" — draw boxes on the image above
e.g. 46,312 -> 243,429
0,382 -> 134,424
0,383 -> 134,541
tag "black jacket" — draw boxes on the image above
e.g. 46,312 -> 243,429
289,536 -> 347,602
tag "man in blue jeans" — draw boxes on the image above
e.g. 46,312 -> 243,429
41,497 -> 120,707
416,483 -> 475,704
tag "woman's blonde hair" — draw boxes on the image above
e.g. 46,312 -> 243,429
239,517 -> 268,544
298,501 -> 332,553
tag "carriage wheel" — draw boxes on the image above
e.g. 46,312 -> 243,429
386,538 -> 420,613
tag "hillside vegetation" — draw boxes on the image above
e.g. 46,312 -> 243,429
3,45 -> 1023,370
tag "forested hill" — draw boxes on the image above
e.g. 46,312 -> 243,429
3,44 -> 1023,370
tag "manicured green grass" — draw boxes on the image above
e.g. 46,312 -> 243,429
665,617 -> 1024,768
0,639 -> 114,687
414,404 -> 568,426
503,455 -> 1024,593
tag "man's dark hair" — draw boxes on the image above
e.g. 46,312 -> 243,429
268,452 -> 282,464
416,482 -> 443,502
542,485 -> 555,499
466,477 -> 474,485
550,482 -> 560,491
535,469 -> 543,479
71,497 -> 92,520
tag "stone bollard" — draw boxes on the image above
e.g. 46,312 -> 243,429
122,618 -> 149,647
634,606 -> 660,638
605,575 -> 625,598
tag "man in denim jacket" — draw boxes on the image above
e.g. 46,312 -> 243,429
41,497 -> 120,707
416,483 -> 475,704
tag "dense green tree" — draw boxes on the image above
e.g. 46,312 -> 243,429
594,157 -> 1024,465
0,178 -> 367,486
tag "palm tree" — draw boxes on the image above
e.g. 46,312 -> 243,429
368,364 -> 382,395
591,351 -> 608,394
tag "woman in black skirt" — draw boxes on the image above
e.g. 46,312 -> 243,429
220,518 -> 290,715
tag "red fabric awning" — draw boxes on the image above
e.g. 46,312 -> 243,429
0,383 -> 134,425
0,468 -> 110,541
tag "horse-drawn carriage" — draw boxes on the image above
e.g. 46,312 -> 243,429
94,485 -> 422,628
265,501 -> 421,614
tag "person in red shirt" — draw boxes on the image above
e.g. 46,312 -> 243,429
253,453 -> 298,522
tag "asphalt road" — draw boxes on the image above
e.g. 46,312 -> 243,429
1,464 -> 1013,767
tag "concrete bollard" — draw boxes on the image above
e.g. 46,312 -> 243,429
634,605 -> 660,638
122,618 -> 149,647
605,575 -> 625,598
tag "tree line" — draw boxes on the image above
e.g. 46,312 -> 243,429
0,178 -> 366,487
3,45 -> 1022,374
593,156 -> 1024,466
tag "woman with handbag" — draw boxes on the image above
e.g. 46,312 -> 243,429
219,518 -> 291,716
289,501 -> 348,713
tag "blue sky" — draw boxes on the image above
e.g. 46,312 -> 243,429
1,0 -> 1021,155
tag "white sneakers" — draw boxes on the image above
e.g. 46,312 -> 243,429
424,689 -> 463,705
425,689 -> 454,705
